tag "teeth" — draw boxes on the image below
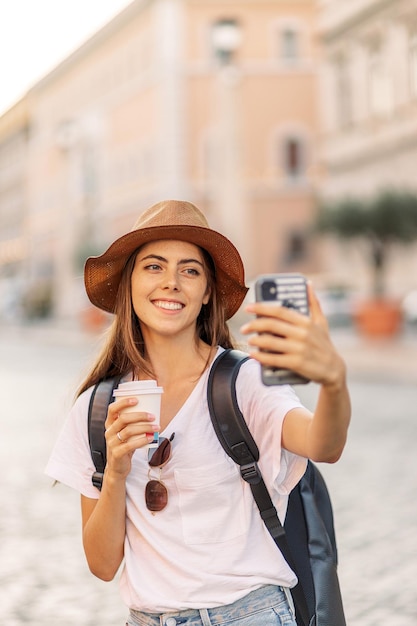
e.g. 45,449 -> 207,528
154,300 -> 183,310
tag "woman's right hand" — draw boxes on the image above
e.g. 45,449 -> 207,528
104,397 -> 159,481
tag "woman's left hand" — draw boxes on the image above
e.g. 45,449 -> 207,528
240,282 -> 345,390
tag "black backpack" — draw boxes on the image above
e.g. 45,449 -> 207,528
88,349 -> 346,626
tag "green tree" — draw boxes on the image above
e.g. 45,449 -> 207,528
317,189 -> 417,298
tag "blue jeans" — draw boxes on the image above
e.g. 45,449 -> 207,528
126,585 -> 297,626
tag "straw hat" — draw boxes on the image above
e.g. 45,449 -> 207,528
84,199 -> 248,320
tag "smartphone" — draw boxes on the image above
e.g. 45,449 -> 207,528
254,273 -> 310,386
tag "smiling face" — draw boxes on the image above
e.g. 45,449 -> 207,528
131,240 -> 211,343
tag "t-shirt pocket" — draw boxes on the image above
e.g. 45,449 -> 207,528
174,462 -> 248,545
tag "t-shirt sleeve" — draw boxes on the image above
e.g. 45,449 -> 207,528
44,387 -> 100,499
235,357 -> 308,496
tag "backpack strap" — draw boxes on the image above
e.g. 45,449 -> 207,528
88,376 -> 121,490
207,349 -> 310,626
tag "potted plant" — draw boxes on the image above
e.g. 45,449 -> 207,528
316,189 -> 417,336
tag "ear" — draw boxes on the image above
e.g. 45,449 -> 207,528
202,286 -> 211,306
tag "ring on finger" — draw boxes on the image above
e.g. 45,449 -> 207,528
117,431 -> 125,443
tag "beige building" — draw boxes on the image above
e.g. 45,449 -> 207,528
0,0 -> 322,319
0,99 -> 31,318
318,0 -> 417,296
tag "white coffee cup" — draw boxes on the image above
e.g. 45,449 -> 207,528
113,380 -> 163,446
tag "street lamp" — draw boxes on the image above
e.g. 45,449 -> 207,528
211,19 -> 241,65
210,18 -> 251,270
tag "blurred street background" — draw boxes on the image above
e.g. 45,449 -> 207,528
1,0 -> 417,624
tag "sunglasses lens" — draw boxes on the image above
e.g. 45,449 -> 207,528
148,437 -> 171,467
145,480 -> 168,512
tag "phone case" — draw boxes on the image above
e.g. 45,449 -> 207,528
254,273 -> 310,386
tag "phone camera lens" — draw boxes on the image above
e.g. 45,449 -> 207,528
262,281 -> 276,300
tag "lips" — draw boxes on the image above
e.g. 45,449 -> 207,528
152,300 -> 184,311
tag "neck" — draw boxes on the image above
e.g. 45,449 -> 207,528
140,333 -> 214,386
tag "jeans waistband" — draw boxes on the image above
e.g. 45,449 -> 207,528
129,584 -> 289,626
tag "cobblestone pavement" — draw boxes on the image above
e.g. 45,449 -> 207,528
1,321 -> 416,625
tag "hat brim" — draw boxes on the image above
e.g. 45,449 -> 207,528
84,225 -> 248,320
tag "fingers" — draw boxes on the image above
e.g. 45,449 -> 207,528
105,397 -> 159,450
241,301 -> 310,342
109,419 -> 158,446
241,282 -> 326,338
248,328 -> 306,355
307,282 -> 328,328
105,397 -> 138,427
240,302 -> 311,375
240,282 -> 339,385
245,300 -> 308,323
108,427 -> 155,450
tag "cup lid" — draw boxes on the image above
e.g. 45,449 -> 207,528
113,380 -> 163,395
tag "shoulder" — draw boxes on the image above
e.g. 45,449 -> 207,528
44,383 -> 101,498
235,356 -> 305,422
209,348 -> 304,417
73,385 -> 96,413
63,385 -> 97,435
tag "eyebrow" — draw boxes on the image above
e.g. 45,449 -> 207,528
139,254 -> 204,268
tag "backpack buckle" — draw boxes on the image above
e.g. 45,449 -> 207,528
92,471 -> 104,490
240,462 -> 262,485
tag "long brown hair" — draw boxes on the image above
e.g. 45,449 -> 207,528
77,246 -> 236,397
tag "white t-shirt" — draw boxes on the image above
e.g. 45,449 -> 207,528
45,348 -> 307,612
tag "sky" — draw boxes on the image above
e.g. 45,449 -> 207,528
0,0 -> 133,116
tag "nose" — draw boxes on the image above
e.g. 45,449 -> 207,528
162,268 -> 179,290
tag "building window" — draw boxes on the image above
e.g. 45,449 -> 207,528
281,27 -> 299,61
283,137 -> 305,180
409,29 -> 417,98
284,231 -> 307,265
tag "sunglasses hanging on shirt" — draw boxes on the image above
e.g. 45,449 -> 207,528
145,432 -> 175,513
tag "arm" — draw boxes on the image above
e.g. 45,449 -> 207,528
81,397 -> 158,580
240,282 -> 351,463
81,476 -> 126,581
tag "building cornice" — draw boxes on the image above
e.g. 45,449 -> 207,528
12,0 -> 317,105
323,113 -> 417,171
318,0 -> 396,42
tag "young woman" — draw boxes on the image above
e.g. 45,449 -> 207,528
46,199 -> 351,626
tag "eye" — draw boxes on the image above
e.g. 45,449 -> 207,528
183,267 -> 200,276
145,263 -> 162,271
